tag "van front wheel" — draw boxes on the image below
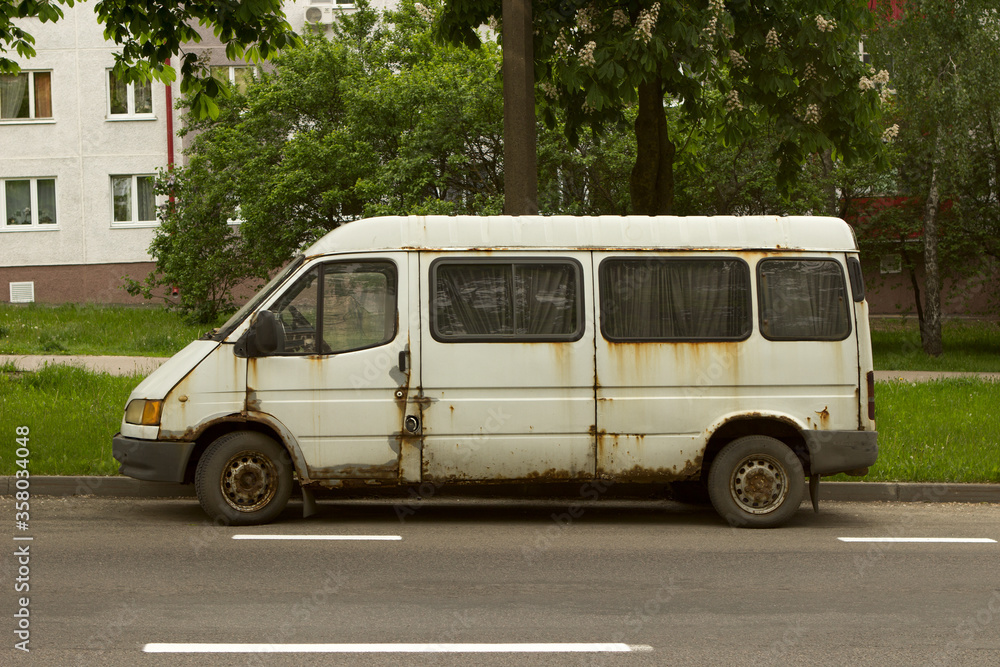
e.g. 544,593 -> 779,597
707,436 -> 804,528
195,431 -> 293,525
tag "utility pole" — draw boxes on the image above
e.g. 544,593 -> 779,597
502,0 -> 538,215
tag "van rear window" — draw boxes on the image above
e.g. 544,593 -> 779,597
758,259 -> 850,341
431,260 -> 582,341
599,258 -> 751,341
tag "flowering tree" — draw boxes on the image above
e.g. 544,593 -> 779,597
438,0 -> 888,214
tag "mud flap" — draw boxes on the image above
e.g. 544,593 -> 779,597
302,486 -> 317,519
809,475 -> 820,513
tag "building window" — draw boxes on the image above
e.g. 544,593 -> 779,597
210,66 -> 256,94
880,254 -> 902,275
0,71 -> 52,120
108,71 -> 152,117
431,259 -> 582,342
111,175 -> 156,225
599,258 -> 752,341
758,259 -> 851,341
2,178 -> 57,228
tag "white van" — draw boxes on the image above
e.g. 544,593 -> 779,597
113,215 -> 877,528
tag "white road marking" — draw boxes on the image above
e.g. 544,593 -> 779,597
838,537 -> 996,543
232,535 -> 402,541
143,643 -> 653,653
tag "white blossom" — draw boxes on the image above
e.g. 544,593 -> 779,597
634,3 -> 660,45
703,16 -> 718,41
858,76 -> 875,91
804,63 -> 816,80
766,28 -> 779,50
576,5 -> 598,33
815,15 -> 837,33
540,82 -> 559,100
612,9 -> 629,28
579,41 -> 597,67
882,124 -> 900,142
803,103 -> 821,124
709,0 -> 726,15
873,69 -> 890,85
725,89 -> 743,111
729,50 -> 747,69
414,3 -> 434,22
554,29 -> 572,58
880,87 -> 895,104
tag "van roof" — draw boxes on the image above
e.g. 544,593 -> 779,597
305,215 -> 859,255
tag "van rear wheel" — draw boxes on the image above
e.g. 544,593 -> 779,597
195,431 -> 293,526
707,436 -> 804,528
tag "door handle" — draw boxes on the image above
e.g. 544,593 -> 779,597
399,350 -> 408,372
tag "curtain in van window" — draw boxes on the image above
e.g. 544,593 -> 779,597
600,259 -> 750,340
516,264 -> 577,335
758,259 -> 849,340
434,262 -> 579,338
435,264 -> 513,336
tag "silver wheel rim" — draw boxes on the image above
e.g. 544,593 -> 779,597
220,450 -> 278,512
729,453 -> 788,515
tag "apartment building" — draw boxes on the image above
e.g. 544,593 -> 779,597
0,0 -> 376,304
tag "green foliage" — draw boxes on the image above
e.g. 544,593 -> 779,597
1,0 -> 300,118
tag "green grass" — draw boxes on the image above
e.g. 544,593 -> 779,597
871,318 -> 1000,372
0,365 -> 139,476
2,366 -> 997,481
0,303 -> 217,357
827,378 -> 1000,483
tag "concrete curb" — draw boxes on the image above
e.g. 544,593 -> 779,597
3,477 -> 999,504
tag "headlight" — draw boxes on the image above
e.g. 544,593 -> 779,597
125,399 -> 163,426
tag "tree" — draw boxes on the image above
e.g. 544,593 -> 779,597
2,0 -> 299,118
866,0 -> 1000,354
128,0 -> 511,320
438,0 -> 887,215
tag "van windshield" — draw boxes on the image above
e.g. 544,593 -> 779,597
204,255 -> 306,342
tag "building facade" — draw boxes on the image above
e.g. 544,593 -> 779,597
0,1 -> 375,304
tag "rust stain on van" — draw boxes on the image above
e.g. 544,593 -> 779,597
607,454 -> 703,482
310,460 -> 398,479
815,406 -> 830,428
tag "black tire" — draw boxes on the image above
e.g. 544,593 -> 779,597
195,431 -> 293,526
707,436 -> 805,528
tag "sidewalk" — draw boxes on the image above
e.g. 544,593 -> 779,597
4,354 -> 1000,382
0,354 -> 166,375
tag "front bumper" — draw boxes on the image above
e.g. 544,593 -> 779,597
803,430 -> 878,476
112,434 -> 196,483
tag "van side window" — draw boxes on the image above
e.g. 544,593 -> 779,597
758,259 -> 850,341
432,260 -> 582,341
270,261 -> 397,354
599,258 -> 751,341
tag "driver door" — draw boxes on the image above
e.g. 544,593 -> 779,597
247,253 -> 414,480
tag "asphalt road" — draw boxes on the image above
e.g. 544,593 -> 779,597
4,496 -> 1000,666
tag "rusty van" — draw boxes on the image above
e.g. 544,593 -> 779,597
112,215 -> 878,528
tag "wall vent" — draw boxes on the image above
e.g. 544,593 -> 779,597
10,282 -> 35,303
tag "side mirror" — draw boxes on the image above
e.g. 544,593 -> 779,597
235,310 -> 284,358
